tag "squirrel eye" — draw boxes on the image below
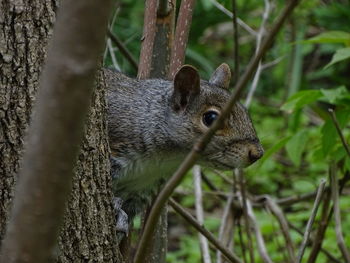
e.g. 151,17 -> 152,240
202,110 -> 219,127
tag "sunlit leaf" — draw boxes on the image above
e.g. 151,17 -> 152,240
320,86 -> 348,103
324,47 -> 350,68
303,31 -> 350,45
281,90 -> 323,112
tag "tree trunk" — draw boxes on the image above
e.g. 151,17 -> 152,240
0,0 -> 56,239
0,1 -> 121,261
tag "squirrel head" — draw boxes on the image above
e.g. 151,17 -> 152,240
169,63 -> 264,169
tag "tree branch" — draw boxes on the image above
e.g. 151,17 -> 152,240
193,165 -> 212,263
330,162 -> 350,262
296,179 -> 326,263
169,199 -> 243,263
328,108 -> 350,158
0,0 -> 112,262
168,0 -> 197,79
138,0 -> 158,79
107,29 -> 138,71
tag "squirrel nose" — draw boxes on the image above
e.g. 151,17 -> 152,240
248,145 -> 264,164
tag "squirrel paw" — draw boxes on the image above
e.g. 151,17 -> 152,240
113,197 -> 129,236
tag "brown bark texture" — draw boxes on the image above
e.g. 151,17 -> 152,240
137,0 -> 158,79
0,0 -> 121,262
0,0 -> 57,240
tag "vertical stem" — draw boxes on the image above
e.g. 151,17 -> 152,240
296,179 -> 327,263
193,165 -> 212,263
168,0 -> 197,79
238,169 -> 255,263
232,0 -> 239,83
330,163 -> 350,262
138,0 -> 158,79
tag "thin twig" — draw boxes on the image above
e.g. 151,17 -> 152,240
217,195 -> 234,263
330,162 -> 350,262
328,109 -> 350,158
169,199 -> 243,263
264,197 -> 296,263
237,220 -> 248,263
238,169 -> 255,263
288,222 -> 342,263
245,0 -> 271,107
107,29 -> 138,71
247,201 -> 274,263
210,0 -> 256,36
232,0 -> 239,82
296,179 -> 327,263
307,171 -> 350,263
306,190 -> 332,263
261,56 -> 285,70
193,165 -> 212,263
107,39 -> 121,71
133,2 -> 301,262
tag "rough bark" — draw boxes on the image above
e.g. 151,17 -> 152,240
56,71 -> 121,262
0,0 -> 57,240
0,0 -> 121,262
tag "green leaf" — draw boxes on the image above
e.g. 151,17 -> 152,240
286,130 -> 309,166
321,120 -> 337,156
324,47 -> 350,68
336,108 -> 350,128
320,86 -> 348,103
303,31 -> 350,45
281,90 -> 323,112
257,136 -> 291,167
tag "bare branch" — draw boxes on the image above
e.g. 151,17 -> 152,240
107,38 -> 121,71
138,0 -> 158,79
150,0 -> 176,78
0,0 -> 112,261
247,201 -> 274,263
245,0 -> 272,107
328,109 -> 350,158
133,2 -> 300,262
140,1 -> 176,262
330,163 -> 350,262
107,29 -> 138,71
169,199 -> 243,263
193,165 -> 212,263
307,190 -> 332,263
238,169 -> 255,263
217,195 -> 234,263
264,197 -> 296,263
296,179 -> 327,263
210,0 -> 256,36
232,0 -> 239,82
307,171 -> 350,263
168,0 -> 196,79
289,222 -> 342,263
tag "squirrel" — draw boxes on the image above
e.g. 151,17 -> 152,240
105,63 -> 263,233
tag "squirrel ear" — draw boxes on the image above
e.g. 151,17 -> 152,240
209,63 -> 231,89
172,65 -> 200,111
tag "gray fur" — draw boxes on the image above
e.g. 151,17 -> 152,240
105,64 -> 263,220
